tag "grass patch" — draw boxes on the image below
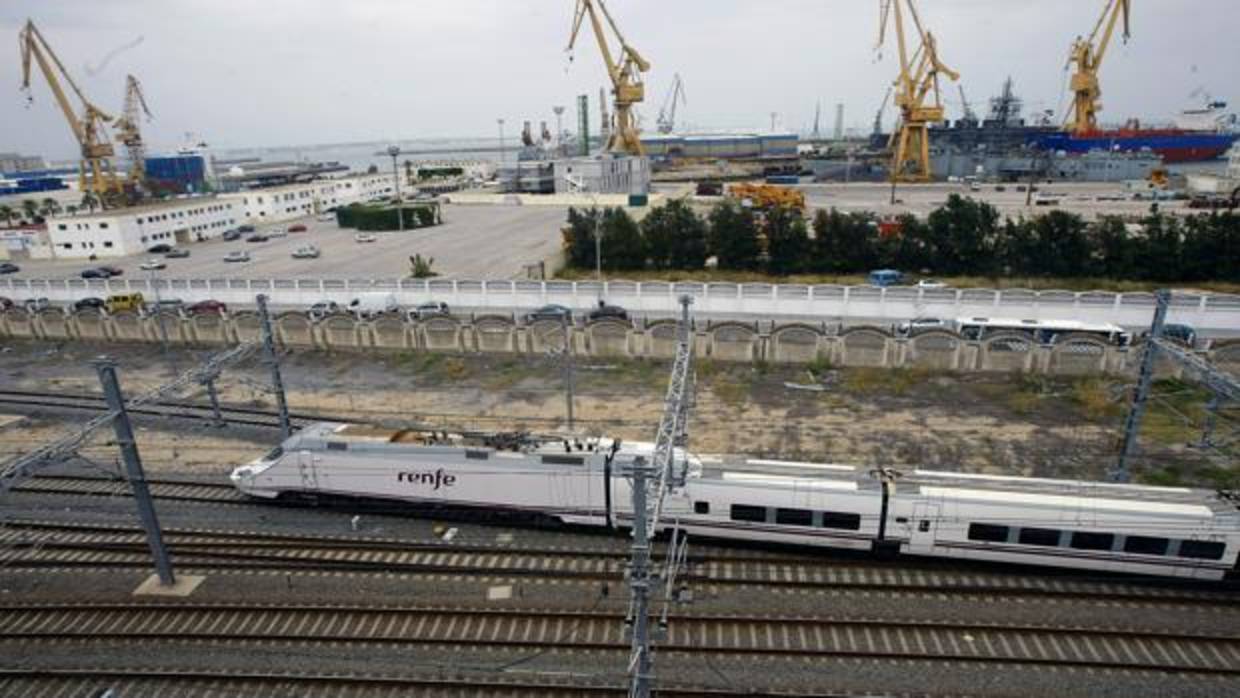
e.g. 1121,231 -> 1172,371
840,366 -> 930,397
1070,378 -> 1122,421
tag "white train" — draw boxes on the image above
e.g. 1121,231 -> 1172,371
231,423 -> 1240,581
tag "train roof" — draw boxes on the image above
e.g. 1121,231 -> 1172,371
293,422 -> 617,455
695,456 -> 1240,517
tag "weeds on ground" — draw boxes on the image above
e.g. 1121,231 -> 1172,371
1070,378 -> 1122,421
840,366 -> 931,397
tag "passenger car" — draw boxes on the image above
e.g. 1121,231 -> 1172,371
354,233 -> 378,243
80,268 -> 110,279
222,230 -> 243,241
291,245 -> 320,259
105,293 -> 145,314
187,300 -> 227,316
587,302 -> 628,322
23,297 -> 51,312
147,243 -> 173,254
0,262 -> 20,274
245,234 -> 269,243
896,317 -> 946,335
288,224 -> 308,233
867,269 -> 904,287
524,304 -> 572,323
408,301 -> 449,320
238,224 -> 256,233
308,301 -> 341,319
0,297 -> 13,311
73,297 -> 106,312
267,228 -> 288,238
915,279 -> 947,289
139,258 -> 166,271
224,250 -> 251,263
165,248 -> 190,258
98,265 -> 123,276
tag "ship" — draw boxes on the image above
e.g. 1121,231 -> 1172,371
1029,100 -> 1239,164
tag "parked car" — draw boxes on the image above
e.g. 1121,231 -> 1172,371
80,268 -> 111,279
139,258 -> 166,271
1149,323 -> 1198,348
187,300 -> 227,316
408,301 -> 450,320
105,293 -> 145,314
308,301 -> 341,319
152,299 -> 185,312
291,245 -> 321,259
98,265 -> 123,277
224,250 -> 251,263
23,297 -> 51,312
587,302 -> 628,322
147,243 -> 173,254
0,262 -> 20,274
267,228 -> 288,238
0,297 -> 13,312
347,292 -> 399,319
73,297 -> 106,312
222,229 -> 243,241
315,213 -> 335,222
525,304 -> 572,323
354,233 -> 378,243
238,224 -> 256,233
867,269 -> 905,287
897,317 -> 947,335
288,224 -> 308,233
245,234 -> 269,243
915,279 -> 947,290
164,248 -> 190,258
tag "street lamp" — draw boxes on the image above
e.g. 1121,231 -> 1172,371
387,145 -> 403,232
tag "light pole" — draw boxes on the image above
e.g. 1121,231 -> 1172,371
553,106 -> 566,155
387,145 -> 403,232
497,118 -> 506,164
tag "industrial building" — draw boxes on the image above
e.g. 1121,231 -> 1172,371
640,132 -> 799,161
46,198 -> 239,259
219,172 -> 399,224
0,152 -> 45,174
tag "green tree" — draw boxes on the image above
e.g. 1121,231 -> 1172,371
810,208 -> 878,273
599,207 -> 646,270
1133,214 -> 1183,282
923,195 -> 999,275
563,206 -> 601,270
79,192 -> 100,214
20,199 -> 39,224
0,204 -> 14,228
641,199 -> 706,270
1091,216 -> 1135,279
765,207 -> 810,275
708,201 -> 761,271
40,197 -> 61,218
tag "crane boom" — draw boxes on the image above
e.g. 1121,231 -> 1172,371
567,0 -> 649,155
114,74 -> 154,193
1066,0 -> 1131,134
18,19 -> 123,203
656,73 -> 686,134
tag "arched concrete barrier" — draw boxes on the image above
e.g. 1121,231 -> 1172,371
111,311 -> 145,342
839,327 -> 890,368
72,310 -> 109,341
473,316 -> 517,353
277,313 -> 317,348
147,311 -> 189,344
3,311 -> 36,339
770,324 -> 822,364
526,320 -> 569,354
36,310 -> 73,341
709,322 -> 759,363
1048,334 -> 1111,376
370,315 -> 410,351
980,332 -> 1035,373
585,320 -> 631,358
646,321 -> 680,359
232,312 -> 262,344
1212,340 -> 1240,375
320,315 -> 360,349
419,317 -> 461,352
190,313 -> 230,344
907,331 -> 961,371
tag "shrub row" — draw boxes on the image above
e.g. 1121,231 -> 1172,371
336,204 -> 440,232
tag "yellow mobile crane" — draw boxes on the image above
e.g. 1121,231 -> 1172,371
19,19 -> 124,204
876,0 -> 959,183
567,0 -> 650,156
113,75 -> 154,195
1065,0 -> 1131,135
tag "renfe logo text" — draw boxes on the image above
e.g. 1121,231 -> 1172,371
397,468 -> 457,490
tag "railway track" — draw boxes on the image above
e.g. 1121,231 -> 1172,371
0,388 -> 335,430
1,518 -> 1236,607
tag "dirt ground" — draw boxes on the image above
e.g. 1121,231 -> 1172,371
0,340 -> 1233,488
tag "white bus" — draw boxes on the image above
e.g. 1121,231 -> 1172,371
954,317 -> 1131,346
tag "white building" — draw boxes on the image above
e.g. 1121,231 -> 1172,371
46,197 -> 239,259
220,172 -> 398,224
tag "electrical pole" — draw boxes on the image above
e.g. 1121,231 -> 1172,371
149,268 -> 169,357
626,455 -> 654,698
562,312 -> 575,430
1112,289 -> 1169,483
387,145 -> 403,232
94,357 -> 175,586
256,294 -> 291,440
200,370 -> 225,428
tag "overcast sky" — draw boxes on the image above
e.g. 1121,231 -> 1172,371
4,0 -> 1238,159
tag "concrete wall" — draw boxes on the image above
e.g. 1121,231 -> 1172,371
6,308 -> 1233,379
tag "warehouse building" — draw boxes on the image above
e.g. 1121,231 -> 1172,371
46,198 -> 239,259
220,172 -> 399,224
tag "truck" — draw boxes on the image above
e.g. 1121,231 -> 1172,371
347,292 -> 399,320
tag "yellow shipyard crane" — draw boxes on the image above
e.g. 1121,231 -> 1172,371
567,0 -> 650,156
1065,0 -> 1131,135
876,0 -> 959,183
19,19 -> 124,204
113,74 -> 154,194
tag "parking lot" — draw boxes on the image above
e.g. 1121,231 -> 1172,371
6,203 -> 569,281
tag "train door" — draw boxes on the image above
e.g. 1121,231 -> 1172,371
297,450 -> 318,492
908,502 -> 940,555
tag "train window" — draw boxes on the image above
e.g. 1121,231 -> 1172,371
263,446 -> 284,461
694,501 -> 710,515
1069,532 -> 1115,551
1123,536 -> 1169,556
1177,540 -> 1226,560
730,504 -> 767,523
968,523 -> 1009,542
326,442 -> 348,451
775,508 -> 813,526
820,511 -> 862,531
465,450 -> 490,460
542,455 -> 584,466
1017,528 -> 1061,547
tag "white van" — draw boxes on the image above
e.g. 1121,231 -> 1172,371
347,292 -> 399,319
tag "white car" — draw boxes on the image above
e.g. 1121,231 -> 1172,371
897,317 -> 947,335
291,245 -> 321,259
223,250 -> 251,263
267,228 -> 288,238
354,233 -> 378,243
916,279 -> 948,289
316,213 -> 336,222
139,258 -> 166,271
